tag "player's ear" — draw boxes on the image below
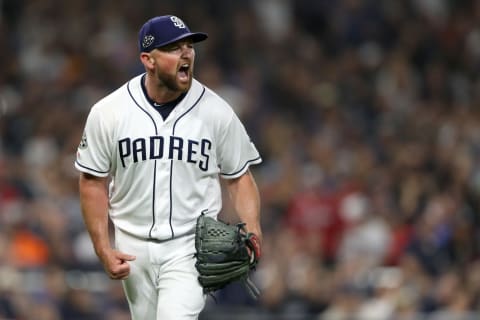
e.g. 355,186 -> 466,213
140,53 -> 154,68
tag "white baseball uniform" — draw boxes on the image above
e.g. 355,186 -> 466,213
75,74 -> 262,319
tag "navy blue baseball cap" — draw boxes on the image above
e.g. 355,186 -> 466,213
139,15 -> 208,52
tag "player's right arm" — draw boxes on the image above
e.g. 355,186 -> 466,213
79,172 -> 135,279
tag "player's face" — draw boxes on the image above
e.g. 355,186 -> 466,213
150,39 -> 196,93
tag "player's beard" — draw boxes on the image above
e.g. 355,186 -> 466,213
156,67 -> 193,93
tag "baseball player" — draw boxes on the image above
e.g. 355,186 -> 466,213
75,15 -> 262,320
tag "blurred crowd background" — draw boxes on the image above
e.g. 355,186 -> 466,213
1,0 -> 480,319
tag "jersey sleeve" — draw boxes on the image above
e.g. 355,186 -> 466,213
74,105 -> 112,177
217,113 -> 262,179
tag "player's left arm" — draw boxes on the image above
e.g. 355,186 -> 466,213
224,169 -> 262,258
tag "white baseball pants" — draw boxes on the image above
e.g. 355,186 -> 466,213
115,227 -> 206,320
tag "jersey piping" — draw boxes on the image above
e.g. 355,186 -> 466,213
126,79 -> 160,239
169,86 -> 206,238
220,155 -> 262,177
74,160 -> 110,175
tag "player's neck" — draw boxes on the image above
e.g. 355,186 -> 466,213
144,74 -> 183,104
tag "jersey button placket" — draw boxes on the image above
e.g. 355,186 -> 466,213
153,158 -> 172,238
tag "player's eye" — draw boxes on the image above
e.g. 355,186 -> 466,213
159,41 -> 193,54
157,44 -> 178,53
160,45 -> 179,53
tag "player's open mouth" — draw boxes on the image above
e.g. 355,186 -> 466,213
178,64 -> 190,81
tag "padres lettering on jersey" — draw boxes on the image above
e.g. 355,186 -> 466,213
118,135 -> 211,171
75,75 -> 262,241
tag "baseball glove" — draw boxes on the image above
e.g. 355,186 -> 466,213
194,214 -> 261,299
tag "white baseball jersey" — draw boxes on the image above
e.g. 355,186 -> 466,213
75,74 -> 262,240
